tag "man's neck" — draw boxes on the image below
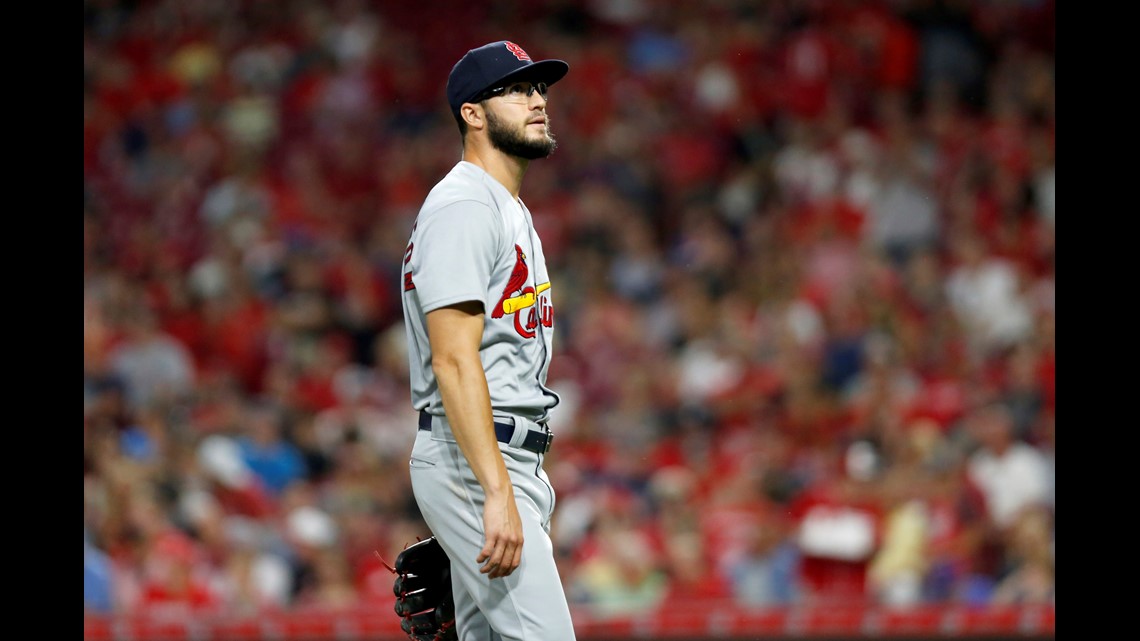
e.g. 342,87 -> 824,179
462,145 -> 529,199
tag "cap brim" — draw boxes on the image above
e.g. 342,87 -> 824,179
477,59 -> 569,99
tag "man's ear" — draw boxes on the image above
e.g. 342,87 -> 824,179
461,103 -> 485,131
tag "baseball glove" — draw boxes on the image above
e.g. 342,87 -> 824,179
391,536 -> 457,641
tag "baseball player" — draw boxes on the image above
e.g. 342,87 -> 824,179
399,41 -> 575,641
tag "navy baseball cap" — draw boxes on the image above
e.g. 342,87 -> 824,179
446,41 -> 569,117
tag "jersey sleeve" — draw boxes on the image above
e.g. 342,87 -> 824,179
411,199 -> 501,314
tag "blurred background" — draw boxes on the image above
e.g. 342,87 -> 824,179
83,0 -> 1054,639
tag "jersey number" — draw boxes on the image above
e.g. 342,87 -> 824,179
403,242 -> 415,291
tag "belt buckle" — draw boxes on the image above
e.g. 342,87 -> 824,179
543,430 -> 553,453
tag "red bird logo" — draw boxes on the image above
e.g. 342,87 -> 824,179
492,245 -> 528,318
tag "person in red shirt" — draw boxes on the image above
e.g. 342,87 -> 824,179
789,440 -> 886,604
137,531 -> 221,614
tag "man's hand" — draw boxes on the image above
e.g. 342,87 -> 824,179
478,490 -> 523,578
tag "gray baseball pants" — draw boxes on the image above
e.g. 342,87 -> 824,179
409,417 -> 576,641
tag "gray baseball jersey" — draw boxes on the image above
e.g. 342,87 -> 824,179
402,160 -> 559,422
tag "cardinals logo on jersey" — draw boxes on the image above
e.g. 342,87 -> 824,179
493,244 -> 552,338
492,245 -> 529,319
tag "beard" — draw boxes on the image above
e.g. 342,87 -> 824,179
486,108 -> 556,160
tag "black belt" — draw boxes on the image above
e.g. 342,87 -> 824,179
418,411 -> 553,454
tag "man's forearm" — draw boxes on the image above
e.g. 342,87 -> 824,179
433,354 -> 512,498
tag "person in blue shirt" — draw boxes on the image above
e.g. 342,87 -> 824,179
236,402 -> 307,497
84,530 -> 114,613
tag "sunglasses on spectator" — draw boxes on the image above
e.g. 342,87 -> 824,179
476,81 -> 549,104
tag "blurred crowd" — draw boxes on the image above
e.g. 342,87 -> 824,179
83,0 -> 1055,619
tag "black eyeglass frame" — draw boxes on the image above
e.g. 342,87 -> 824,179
473,81 -> 550,104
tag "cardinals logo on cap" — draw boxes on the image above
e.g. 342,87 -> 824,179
504,42 -> 531,62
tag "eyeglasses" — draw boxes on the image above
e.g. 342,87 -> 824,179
475,81 -> 549,105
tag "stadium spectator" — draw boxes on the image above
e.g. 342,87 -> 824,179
960,401 -> 1052,604
567,492 -> 669,616
964,402 -> 1050,533
180,493 -> 293,612
991,505 -> 1054,605
84,528 -> 116,613
944,231 -> 1035,356
106,303 -> 197,412
235,401 -> 307,498
136,528 -> 222,615
721,512 -> 801,606
197,434 -> 277,519
282,504 -> 342,606
789,440 -> 886,604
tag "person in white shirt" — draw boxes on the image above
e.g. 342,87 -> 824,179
965,402 -> 1050,531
